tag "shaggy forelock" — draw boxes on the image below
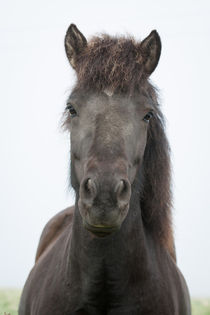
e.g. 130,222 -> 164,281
75,35 -> 148,94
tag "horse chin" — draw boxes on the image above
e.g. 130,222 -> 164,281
83,219 -> 120,237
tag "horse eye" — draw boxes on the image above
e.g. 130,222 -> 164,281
66,103 -> 77,118
143,111 -> 154,122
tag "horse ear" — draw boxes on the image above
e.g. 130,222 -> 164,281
65,24 -> 87,69
140,30 -> 161,75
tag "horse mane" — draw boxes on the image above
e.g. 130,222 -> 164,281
142,86 -> 173,254
70,34 -> 174,257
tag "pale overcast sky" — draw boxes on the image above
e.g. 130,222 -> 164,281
0,0 -> 209,297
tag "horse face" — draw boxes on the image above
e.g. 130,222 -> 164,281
66,91 -> 154,235
64,24 -> 161,236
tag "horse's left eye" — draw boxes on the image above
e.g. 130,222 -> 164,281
66,103 -> 77,118
143,111 -> 154,122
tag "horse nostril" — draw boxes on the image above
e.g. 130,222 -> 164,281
116,180 -> 126,195
85,178 -> 92,193
80,177 -> 97,201
115,179 -> 131,206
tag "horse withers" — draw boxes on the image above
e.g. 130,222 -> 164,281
19,24 -> 191,315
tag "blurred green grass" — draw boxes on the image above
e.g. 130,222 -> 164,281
0,289 -> 21,315
192,299 -> 210,315
0,289 -> 210,314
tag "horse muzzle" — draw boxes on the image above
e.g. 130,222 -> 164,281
78,174 -> 131,235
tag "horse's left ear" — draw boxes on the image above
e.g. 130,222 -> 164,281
65,24 -> 87,69
140,30 -> 161,75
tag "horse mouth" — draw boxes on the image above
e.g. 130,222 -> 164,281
83,220 -> 120,237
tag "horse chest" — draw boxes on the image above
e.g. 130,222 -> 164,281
75,260 -> 145,313
70,256 -> 178,315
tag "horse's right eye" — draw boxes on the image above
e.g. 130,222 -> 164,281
66,103 -> 77,118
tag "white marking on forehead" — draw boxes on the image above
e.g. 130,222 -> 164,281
123,122 -> 133,136
104,89 -> 114,97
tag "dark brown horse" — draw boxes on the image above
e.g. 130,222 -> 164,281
19,24 -> 191,314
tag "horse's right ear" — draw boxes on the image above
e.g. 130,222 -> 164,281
65,24 -> 87,69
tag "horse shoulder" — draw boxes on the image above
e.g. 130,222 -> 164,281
35,206 -> 74,262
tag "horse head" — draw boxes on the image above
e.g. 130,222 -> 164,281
64,24 -> 164,237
